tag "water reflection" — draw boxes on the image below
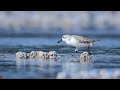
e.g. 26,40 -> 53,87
2,35 -> 120,79
16,58 -> 62,77
15,53 -> 95,79
62,60 -> 93,73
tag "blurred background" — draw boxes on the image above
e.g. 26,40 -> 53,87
0,11 -> 120,35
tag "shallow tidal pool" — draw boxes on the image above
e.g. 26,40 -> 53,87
0,32 -> 120,79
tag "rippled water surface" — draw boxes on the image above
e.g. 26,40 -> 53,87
0,31 -> 120,79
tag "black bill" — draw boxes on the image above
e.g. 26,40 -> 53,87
57,39 -> 62,43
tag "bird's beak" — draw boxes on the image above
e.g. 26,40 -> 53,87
57,39 -> 62,43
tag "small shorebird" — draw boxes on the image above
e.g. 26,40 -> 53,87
37,51 -> 48,59
57,34 -> 99,55
29,51 -> 37,59
47,51 -> 61,60
80,52 -> 91,60
16,51 -> 29,59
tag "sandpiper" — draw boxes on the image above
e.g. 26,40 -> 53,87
57,34 -> 99,55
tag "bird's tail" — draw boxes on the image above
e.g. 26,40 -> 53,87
91,40 -> 100,46
92,40 -> 100,42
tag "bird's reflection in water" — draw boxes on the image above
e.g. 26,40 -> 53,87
16,59 -> 28,72
80,59 -> 94,71
79,52 -> 94,71
16,54 -> 94,79
37,59 -> 47,70
16,58 -> 62,75
62,62 -> 78,73
62,54 -> 94,76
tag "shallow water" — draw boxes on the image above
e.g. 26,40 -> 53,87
0,31 -> 120,79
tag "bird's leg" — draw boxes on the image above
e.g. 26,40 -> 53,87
75,48 -> 78,53
71,48 -> 78,56
88,46 -> 92,55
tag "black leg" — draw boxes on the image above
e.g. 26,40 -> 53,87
89,52 -> 92,55
88,46 -> 92,55
76,51 -> 78,53
75,48 -> 78,53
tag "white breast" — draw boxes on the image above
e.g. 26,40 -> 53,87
66,37 -> 93,48
66,37 -> 78,47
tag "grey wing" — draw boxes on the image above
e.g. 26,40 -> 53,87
72,35 -> 93,44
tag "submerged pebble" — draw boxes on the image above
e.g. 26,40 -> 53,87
29,51 -> 37,59
16,50 -> 61,61
37,51 -> 48,59
16,51 -> 28,59
47,51 -> 61,60
80,52 -> 93,63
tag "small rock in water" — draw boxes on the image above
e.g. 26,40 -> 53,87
80,52 -> 92,63
47,51 -> 61,60
16,50 -> 61,61
16,51 -> 28,59
37,51 -> 48,59
29,51 -> 38,59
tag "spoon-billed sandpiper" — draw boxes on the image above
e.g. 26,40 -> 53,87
57,34 -> 99,55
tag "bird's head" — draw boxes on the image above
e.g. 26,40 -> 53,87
57,35 -> 71,43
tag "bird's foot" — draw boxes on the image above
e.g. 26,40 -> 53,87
75,48 -> 78,53
72,54 -> 74,56
89,52 -> 92,55
75,51 -> 78,53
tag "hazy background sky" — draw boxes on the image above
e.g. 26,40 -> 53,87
0,11 -> 120,34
